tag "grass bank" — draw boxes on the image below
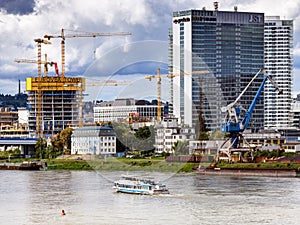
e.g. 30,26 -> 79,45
7,158 -> 298,172
214,162 -> 300,170
46,158 -> 199,172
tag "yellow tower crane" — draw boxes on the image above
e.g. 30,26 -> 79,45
145,67 -> 210,122
43,28 -> 131,77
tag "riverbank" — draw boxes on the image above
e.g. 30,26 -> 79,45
45,158 -> 199,172
3,157 -> 300,176
44,158 -> 300,174
196,161 -> 300,177
197,166 -> 300,177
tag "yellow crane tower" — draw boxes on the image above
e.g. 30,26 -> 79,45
145,67 -> 210,122
34,38 -> 52,77
33,38 -> 51,138
44,28 -> 131,77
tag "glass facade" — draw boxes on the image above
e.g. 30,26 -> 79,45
171,9 -> 265,132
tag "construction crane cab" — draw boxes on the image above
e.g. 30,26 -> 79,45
217,68 -> 282,162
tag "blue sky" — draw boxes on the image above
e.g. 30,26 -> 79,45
0,0 -> 300,101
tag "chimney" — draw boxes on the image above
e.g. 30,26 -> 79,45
234,6 -> 238,12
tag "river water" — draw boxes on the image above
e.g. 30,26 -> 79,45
0,170 -> 299,225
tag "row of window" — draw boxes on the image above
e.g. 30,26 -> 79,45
73,148 -> 115,154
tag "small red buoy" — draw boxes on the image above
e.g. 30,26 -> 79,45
61,210 -> 66,216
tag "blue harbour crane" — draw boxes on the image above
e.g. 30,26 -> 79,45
217,68 -> 282,162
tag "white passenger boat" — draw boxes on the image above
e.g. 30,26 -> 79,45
113,175 -> 169,195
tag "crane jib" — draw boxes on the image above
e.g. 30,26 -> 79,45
241,75 -> 268,131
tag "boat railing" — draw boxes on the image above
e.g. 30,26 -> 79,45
121,175 -> 156,183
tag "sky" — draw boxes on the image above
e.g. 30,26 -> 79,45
1,0 -> 300,101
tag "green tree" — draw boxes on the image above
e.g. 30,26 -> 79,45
134,126 -> 151,139
45,145 -> 55,159
133,126 -> 155,152
111,122 -> 136,152
209,130 -> 226,139
51,128 -> 73,155
59,127 -> 73,154
0,148 -> 21,159
111,123 -> 155,152
52,134 -> 64,156
35,138 -> 47,159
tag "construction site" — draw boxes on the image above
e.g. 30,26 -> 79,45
16,28 -> 131,138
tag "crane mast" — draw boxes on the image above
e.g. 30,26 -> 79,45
33,38 -> 51,138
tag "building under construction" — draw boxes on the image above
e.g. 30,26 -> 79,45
26,76 -> 85,137
21,28 -> 131,138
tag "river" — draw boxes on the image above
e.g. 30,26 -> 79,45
0,170 -> 299,225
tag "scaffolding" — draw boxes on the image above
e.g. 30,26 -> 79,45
26,76 -> 85,137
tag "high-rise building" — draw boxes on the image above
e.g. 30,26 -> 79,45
170,4 -> 265,132
264,16 -> 293,130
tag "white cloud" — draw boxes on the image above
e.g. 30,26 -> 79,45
0,64 -> 19,73
0,0 -> 300,98
84,73 -> 170,102
294,42 -> 300,56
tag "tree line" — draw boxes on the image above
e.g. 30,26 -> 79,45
0,93 -> 28,109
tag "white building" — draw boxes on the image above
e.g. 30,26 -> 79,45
289,98 -> 300,129
71,126 -> 116,156
264,16 -> 293,129
94,98 -> 164,123
155,116 -> 196,153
